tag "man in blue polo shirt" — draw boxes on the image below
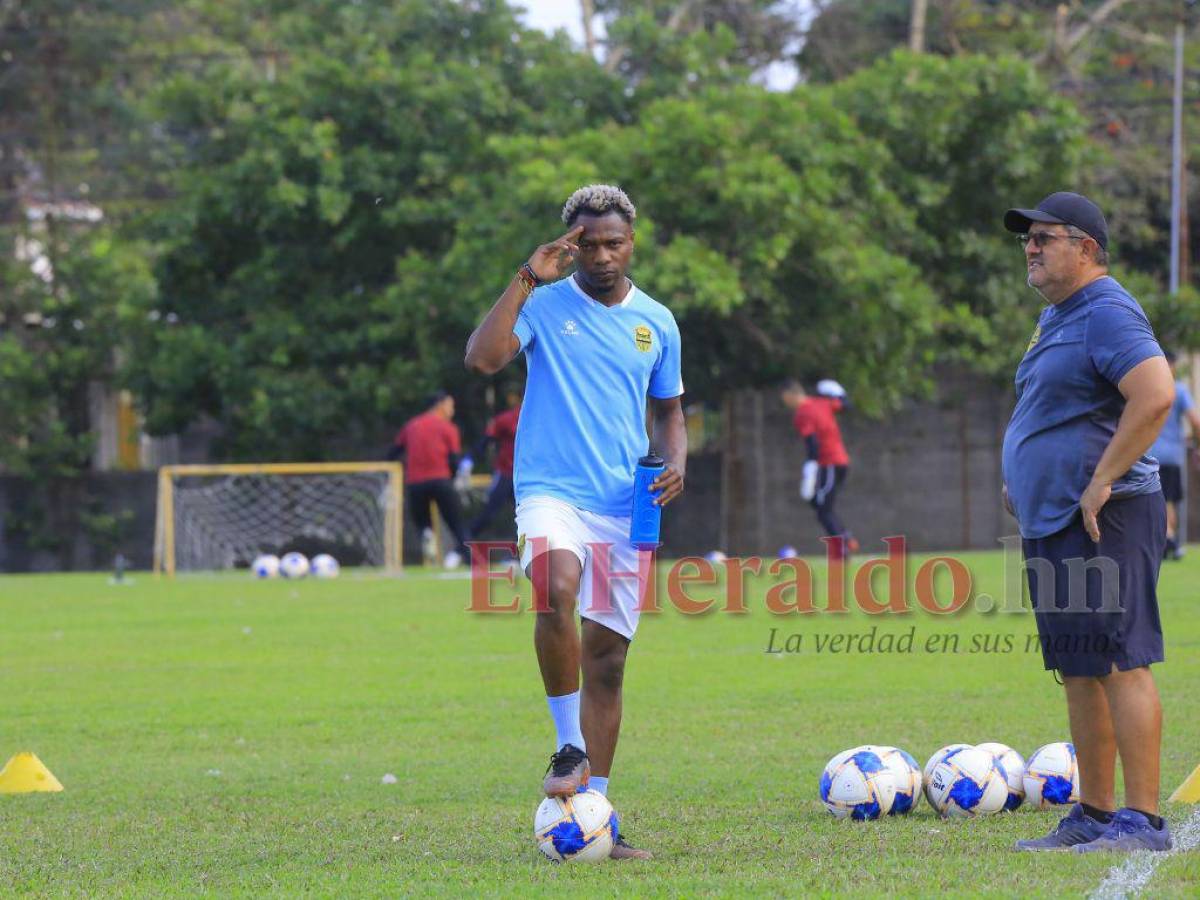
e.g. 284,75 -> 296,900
1001,192 -> 1176,852
465,185 -> 686,860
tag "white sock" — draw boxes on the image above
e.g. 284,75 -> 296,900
589,775 -> 609,796
546,691 -> 585,751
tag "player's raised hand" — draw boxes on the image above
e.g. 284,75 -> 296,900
526,226 -> 583,283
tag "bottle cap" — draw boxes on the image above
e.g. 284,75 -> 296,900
638,452 -> 664,468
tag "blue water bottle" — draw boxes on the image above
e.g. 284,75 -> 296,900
630,452 -> 665,550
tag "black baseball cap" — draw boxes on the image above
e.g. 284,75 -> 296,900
1004,191 -> 1108,251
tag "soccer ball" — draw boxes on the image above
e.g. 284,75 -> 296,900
819,745 -> 898,820
977,741 -> 1026,811
311,553 -> 340,578
534,790 -> 616,862
778,545 -> 799,559
925,745 -> 1009,817
1023,742 -> 1079,809
705,550 -> 727,564
923,742 -> 971,792
443,550 -> 463,570
251,554 -> 280,578
279,551 -> 310,578
877,746 -> 923,815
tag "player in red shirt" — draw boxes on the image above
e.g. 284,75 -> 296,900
781,378 -> 858,557
388,391 -> 470,565
464,385 -> 522,539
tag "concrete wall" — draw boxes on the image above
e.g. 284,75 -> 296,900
720,375 -> 1019,556
2,374 -> 1197,571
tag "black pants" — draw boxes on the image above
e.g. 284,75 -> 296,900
408,479 -> 469,555
468,474 -> 515,538
811,465 -> 850,537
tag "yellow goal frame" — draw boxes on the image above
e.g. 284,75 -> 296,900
153,462 -> 405,577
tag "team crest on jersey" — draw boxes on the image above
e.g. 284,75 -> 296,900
1026,323 -> 1042,352
633,325 -> 652,352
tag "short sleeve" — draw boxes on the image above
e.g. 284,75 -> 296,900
648,314 -> 684,399
1179,383 -> 1195,413
793,407 -> 814,437
1086,301 -> 1163,386
514,306 -> 535,352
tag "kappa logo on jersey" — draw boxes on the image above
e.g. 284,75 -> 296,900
633,325 -> 652,352
1026,323 -> 1042,352
561,319 -> 579,336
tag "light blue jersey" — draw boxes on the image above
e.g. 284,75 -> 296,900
512,275 -> 683,517
1149,381 -> 1195,467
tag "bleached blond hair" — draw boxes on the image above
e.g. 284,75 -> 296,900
561,184 -> 637,226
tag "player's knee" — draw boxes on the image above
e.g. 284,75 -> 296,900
584,643 -> 627,692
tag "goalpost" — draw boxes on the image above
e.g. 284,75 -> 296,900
153,462 -> 405,577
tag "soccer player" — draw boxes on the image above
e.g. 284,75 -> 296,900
462,384 -> 522,540
780,378 -> 858,556
464,184 -> 685,860
1001,192 -> 1175,852
388,391 -> 470,566
1148,350 -> 1200,560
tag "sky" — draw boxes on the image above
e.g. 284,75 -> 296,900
515,0 -> 802,90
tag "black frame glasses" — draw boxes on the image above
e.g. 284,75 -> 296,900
1017,232 -> 1087,249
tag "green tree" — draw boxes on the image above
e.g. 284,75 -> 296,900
125,0 -> 627,459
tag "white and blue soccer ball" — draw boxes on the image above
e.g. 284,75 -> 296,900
977,741 -> 1026,811
877,746 -> 923,815
820,746 -> 898,820
1023,742 -> 1079,809
311,553 -> 340,578
925,745 -> 1009,817
279,551 -> 310,579
534,790 -> 616,862
923,742 -> 971,791
251,554 -> 280,578
778,545 -> 799,559
705,550 -> 728,564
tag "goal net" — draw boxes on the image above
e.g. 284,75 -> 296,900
153,463 -> 404,576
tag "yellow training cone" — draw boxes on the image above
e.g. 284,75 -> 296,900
0,752 -> 64,793
1169,763 -> 1200,803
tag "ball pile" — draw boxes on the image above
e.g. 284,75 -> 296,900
251,551 -> 340,579
820,740 -> 1077,820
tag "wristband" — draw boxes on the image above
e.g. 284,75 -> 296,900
520,262 -> 543,288
515,267 -> 535,295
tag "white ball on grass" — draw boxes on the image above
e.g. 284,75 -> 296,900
279,551 -> 310,578
251,554 -> 280,578
311,553 -> 340,578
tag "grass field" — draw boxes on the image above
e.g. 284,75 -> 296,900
2,550 -> 1198,896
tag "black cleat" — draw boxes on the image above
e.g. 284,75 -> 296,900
542,744 -> 590,798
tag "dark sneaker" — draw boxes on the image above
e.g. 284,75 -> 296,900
610,836 -> 652,860
1074,808 -> 1173,853
1015,803 -> 1110,851
542,744 -> 589,798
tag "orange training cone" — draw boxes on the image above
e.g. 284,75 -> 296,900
0,752 -> 64,793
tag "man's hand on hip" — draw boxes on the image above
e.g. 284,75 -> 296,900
1080,478 -> 1112,542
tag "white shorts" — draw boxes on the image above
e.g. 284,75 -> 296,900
515,495 -> 650,640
